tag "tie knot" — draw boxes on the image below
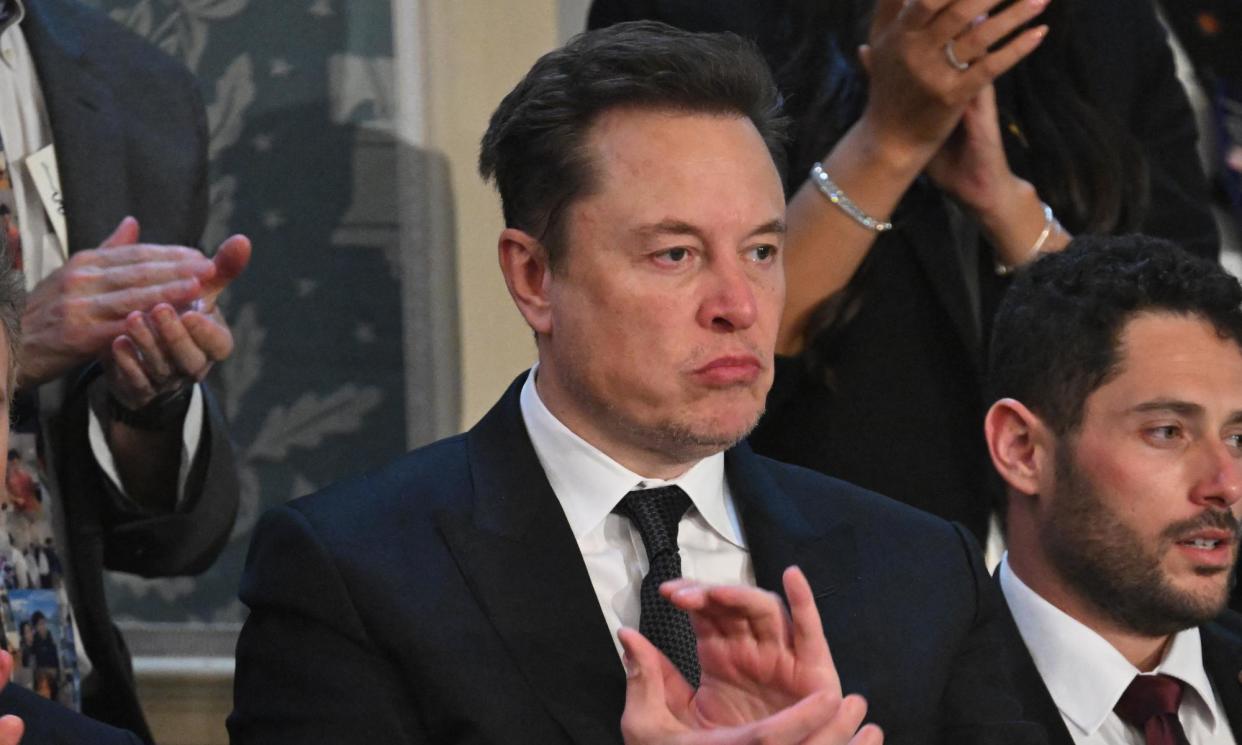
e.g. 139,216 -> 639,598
1114,674 -> 1185,727
615,485 -> 691,558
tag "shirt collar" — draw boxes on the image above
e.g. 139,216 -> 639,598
519,365 -> 744,547
999,555 -> 1221,736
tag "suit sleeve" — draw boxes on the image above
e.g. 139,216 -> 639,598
99,384 -> 240,576
227,505 -> 429,745
937,524 -> 1050,744
0,681 -> 144,745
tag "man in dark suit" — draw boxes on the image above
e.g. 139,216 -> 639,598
0,0 -> 248,739
230,21 -> 1040,745
983,235 -> 1242,743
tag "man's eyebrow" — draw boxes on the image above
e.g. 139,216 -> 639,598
1130,399 -> 1203,417
634,218 -> 786,240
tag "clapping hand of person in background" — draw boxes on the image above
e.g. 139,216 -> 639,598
855,0 -> 1049,173
101,218 -> 251,411
17,215 -> 251,403
782,0 -> 1050,350
925,82 -> 1071,266
619,567 -> 883,745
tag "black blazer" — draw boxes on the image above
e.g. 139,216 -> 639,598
997,587 -> 1242,743
229,374 -> 1045,745
0,683 -> 142,745
19,0 -> 239,739
588,0 -> 1220,543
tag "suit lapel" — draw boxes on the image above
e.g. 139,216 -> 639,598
725,445 -> 870,699
992,575 -> 1075,745
22,0 -> 128,252
437,375 -> 624,745
1200,620 -> 1242,736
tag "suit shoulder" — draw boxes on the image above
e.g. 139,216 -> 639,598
38,0 -> 198,90
0,683 -> 141,745
285,432 -> 471,527
757,454 -> 962,534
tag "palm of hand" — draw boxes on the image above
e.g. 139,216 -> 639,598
691,645 -> 839,728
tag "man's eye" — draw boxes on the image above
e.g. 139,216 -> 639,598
661,247 -> 690,262
1149,425 -> 1181,441
747,244 -> 777,262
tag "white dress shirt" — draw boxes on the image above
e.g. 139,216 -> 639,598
999,555 -> 1237,744
0,6 -> 204,501
519,366 -> 754,659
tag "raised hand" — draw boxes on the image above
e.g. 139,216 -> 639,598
858,0 -> 1050,165
18,216 -> 215,387
105,232 -> 251,410
618,567 -> 883,745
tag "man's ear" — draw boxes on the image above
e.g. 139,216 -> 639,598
498,228 -> 553,335
984,398 -> 1048,499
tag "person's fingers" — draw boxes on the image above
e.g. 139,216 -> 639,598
200,234 -> 252,309
89,278 -> 203,321
109,336 -> 158,408
99,216 -> 140,249
619,627 -> 683,741
963,24 -> 1047,84
740,689 -> 843,744
0,714 -> 23,745
125,310 -> 174,381
801,694 -> 871,745
895,0 -> 957,29
698,584 -> 790,646
947,0 -> 1049,63
182,309 -> 234,364
785,566 -> 835,674
83,257 -> 216,295
0,649 -> 12,685
848,724 -> 885,745
149,305 -> 212,379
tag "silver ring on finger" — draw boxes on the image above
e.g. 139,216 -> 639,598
944,40 -> 970,71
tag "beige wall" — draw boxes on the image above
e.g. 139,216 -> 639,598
423,1 -> 570,428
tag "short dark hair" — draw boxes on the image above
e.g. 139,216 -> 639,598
988,234 -> 1242,435
478,20 -> 788,268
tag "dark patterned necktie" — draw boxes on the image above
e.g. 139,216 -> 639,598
1113,674 -> 1191,745
614,485 -> 700,687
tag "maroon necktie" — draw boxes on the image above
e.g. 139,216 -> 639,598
1113,674 -> 1191,745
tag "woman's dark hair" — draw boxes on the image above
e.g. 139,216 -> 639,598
479,20 -> 788,269
766,0 -> 1148,235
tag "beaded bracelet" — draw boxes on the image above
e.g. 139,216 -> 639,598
809,162 -> 893,233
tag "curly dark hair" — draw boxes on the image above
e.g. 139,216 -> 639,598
478,20 -> 788,269
988,234 -> 1242,436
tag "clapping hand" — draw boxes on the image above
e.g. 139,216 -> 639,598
619,567 -> 883,745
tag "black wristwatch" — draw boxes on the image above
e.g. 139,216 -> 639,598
107,386 -> 193,431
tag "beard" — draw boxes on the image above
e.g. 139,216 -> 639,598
1042,440 -> 1239,637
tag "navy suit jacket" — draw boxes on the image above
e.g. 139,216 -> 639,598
18,0 -> 239,739
0,684 -> 141,745
997,584 -> 1242,744
230,374 -> 1045,744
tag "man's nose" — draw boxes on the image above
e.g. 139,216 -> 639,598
697,260 -> 758,332
1190,438 -> 1242,510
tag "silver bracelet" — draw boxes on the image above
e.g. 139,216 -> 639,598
809,162 -> 893,233
995,202 -> 1058,277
